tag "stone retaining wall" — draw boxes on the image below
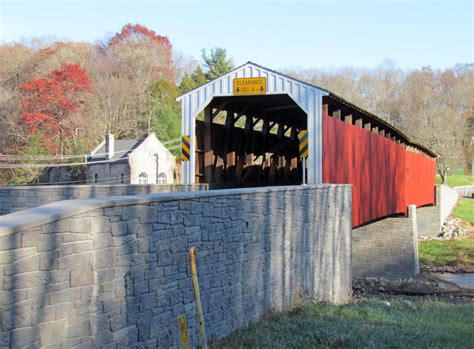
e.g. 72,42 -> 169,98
453,185 -> 474,197
416,185 -> 460,238
0,185 -> 352,348
416,186 -> 441,238
352,205 -> 419,279
0,184 -> 207,216
440,185 -> 459,225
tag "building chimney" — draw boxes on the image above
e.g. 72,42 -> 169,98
105,134 -> 114,160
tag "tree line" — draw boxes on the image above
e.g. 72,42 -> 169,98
0,24 -> 233,183
0,23 -> 472,184
287,61 -> 473,181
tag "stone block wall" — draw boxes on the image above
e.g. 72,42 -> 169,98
416,205 -> 440,238
440,185 -> 459,223
453,185 -> 474,197
416,185 -> 460,238
0,184 -> 207,216
352,207 -> 418,279
0,185 -> 352,348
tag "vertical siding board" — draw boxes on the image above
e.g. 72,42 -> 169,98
188,95 -> 194,184
322,114 -> 435,227
181,96 -> 188,183
317,92 -> 323,183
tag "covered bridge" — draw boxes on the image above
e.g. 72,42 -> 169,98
177,62 -> 436,227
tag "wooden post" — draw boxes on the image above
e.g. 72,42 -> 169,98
261,120 -> 270,180
188,248 -> 208,349
236,115 -> 253,181
277,124 -> 285,180
203,107 -> 213,183
225,110 -> 236,181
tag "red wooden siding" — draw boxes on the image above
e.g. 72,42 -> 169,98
405,151 -> 436,207
322,115 -> 436,227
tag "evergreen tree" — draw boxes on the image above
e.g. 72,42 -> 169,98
201,47 -> 234,80
147,79 -> 181,154
178,65 -> 207,94
9,133 -> 51,184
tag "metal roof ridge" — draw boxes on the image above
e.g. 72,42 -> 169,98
176,61 -> 329,100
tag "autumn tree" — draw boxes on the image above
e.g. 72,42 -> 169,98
107,23 -> 175,81
20,63 -> 93,153
84,23 -> 177,141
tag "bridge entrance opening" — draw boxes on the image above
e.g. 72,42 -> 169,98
194,94 -> 307,188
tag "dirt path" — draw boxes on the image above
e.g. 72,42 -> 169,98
353,272 -> 474,304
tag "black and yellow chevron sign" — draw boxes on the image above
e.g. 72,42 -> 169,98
299,130 -> 308,158
181,135 -> 190,161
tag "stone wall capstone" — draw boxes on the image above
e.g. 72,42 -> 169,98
0,184 -> 207,216
0,184 -> 352,348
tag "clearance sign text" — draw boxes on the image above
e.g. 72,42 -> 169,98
233,77 -> 267,95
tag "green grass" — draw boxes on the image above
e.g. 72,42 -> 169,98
211,298 -> 474,349
436,175 -> 474,187
419,232 -> 474,268
454,199 -> 474,224
419,200 -> 474,268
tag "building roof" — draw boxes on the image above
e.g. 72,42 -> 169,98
88,138 -> 144,162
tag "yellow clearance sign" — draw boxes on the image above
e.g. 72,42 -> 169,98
233,77 -> 267,95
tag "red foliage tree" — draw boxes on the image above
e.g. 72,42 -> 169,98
108,23 -> 172,50
108,23 -> 175,81
20,63 -> 93,152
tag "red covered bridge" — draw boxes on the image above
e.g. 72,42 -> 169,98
322,96 -> 436,227
178,62 -> 436,227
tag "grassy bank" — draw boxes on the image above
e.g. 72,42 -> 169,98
211,298 -> 474,348
419,231 -> 474,268
419,199 -> 474,268
454,199 -> 474,224
436,175 -> 474,187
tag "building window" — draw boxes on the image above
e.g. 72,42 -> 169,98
157,172 -> 167,184
120,173 -> 125,184
94,173 -> 98,183
138,172 -> 148,184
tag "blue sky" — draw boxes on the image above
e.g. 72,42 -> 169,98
1,0 -> 473,70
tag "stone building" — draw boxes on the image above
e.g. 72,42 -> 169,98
86,133 -> 175,184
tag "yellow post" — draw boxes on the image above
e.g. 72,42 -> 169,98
177,315 -> 190,349
189,247 -> 208,349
